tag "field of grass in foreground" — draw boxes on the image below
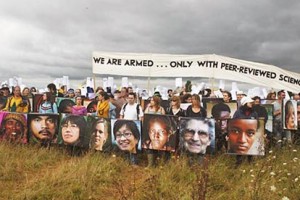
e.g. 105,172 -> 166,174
0,143 -> 299,200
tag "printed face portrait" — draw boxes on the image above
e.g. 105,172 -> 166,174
93,119 -> 108,151
183,119 -> 211,154
114,123 -> 138,153
228,119 -> 258,154
113,120 -> 141,153
148,120 -> 169,150
0,113 -> 27,143
62,121 -> 80,144
284,100 -> 297,130
30,115 -> 57,141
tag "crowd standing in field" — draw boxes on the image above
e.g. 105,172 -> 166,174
0,82 -> 299,167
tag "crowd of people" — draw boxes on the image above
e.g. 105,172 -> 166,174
0,82 -> 299,167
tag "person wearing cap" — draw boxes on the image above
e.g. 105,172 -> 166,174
0,113 -> 27,143
231,96 -> 258,166
0,84 -> 11,110
2,86 -> 29,113
236,91 -> 246,108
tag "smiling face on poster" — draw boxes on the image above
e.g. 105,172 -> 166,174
179,118 -> 215,154
0,112 -> 28,144
112,119 -> 141,153
227,119 -> 264,155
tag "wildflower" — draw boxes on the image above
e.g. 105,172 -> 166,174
282,196 -> 289,200
250,169 -> 253,173
112,154 -> 116,158
287,173 -> 291,176
270,172 -> 276,176
269,150 -> 273,154
295,177 -> 298,182
270,185 -> 276,192
292,149 -> 297,152
283,163 -> 287,166
277,140 -> 282,143
293,157 -> 298,162
250,180 -> 254,183
242,170 -> 246,173
251,174 -> 255,178
272,156 -> 276,159
261,170 -> 265,173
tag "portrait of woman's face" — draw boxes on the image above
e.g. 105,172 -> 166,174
61,121 -> 80,144
93,121 -> 108,151
115,124 -> 138,153
286,105 -> 295,129
148,120 -> 168,150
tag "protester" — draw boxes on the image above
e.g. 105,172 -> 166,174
39,92 -> 58,114
3,86 -> 29,113
72,96 -> 87,116
120,92 -> 143,121
185,94 -> 207,118
96,91 -> 110,118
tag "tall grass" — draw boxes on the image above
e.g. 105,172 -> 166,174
0,143 -> 299,200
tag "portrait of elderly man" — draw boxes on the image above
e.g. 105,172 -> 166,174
0,112 -> 27,143
180,118 -> 215,155
28,113 -> 59,145
227,119 -> 264,156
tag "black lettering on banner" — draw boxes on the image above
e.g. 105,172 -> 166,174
124,59 -> 153,67
93,57 -> 105,64
107,58 -> 121,65
170,61 -> 193,68
279,74 -> 300,85
197,61 -> 218,68
220,63 -> 238,71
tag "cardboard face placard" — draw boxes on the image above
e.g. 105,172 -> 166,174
58,114 -> 90,148
57,98 -> 75,114
89,117 -> 111,152
28,113 -> 59,145
283,99 -> 297,130
0,111 -> 28,144
111,119 -> 142,153
142,114 -> 177,151
179,117 -> 215,154
207,102 -> 238,119
227,119 -> 265,156
33,94 -> 44,112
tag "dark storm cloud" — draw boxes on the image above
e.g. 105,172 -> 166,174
0,0 -> 299,89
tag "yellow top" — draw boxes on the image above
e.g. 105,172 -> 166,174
3,96 -> 29,113
96,100 -> 110,118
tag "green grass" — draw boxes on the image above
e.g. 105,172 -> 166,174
0,143 -> 299,200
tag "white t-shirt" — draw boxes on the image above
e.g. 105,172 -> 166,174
120,103 -> 144,120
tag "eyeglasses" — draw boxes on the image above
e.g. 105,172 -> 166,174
184,129 -> 209,139
115,132 -> 132,139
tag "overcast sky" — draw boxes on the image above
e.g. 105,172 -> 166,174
0,0 -> 300,91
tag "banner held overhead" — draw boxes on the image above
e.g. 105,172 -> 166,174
92,52 -> 300,93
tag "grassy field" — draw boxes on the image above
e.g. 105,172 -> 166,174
0,143 -> 299,200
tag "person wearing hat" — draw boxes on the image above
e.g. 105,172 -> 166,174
236,91 -> 246,108
231,96 -> 258,166
0,113 -> 27,143
0,84 -> 11,110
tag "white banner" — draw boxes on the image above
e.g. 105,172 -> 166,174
92,52 -> 300,93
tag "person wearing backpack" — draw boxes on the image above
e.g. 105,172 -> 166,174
119,92 -> 144,121
118,92 -> 143,164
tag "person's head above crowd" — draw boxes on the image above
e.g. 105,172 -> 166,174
222,91 -> 232,103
